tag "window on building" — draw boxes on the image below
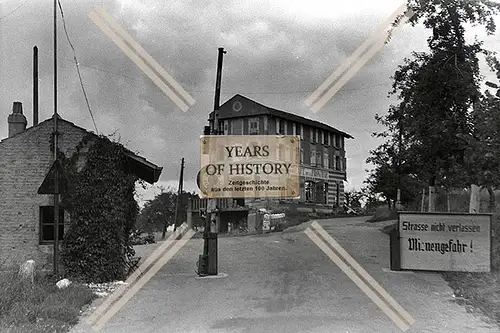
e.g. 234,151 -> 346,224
300,148 -> 304,163
223,121 -> 228,135
324,152 -> 329,168
40,206 -> 65,244
323,183 -> 329,205
293,123 -> 297,136
321,131 -> 324,145
310,127 -> 314,143
311,149 -> 316,166
276,118 -> 284,134
335,134 -> 341,147
315,129 -> 319,143
335,156 -> 341,170
249,117 -> 259,135
283,120 -> 288,135
326,132 -> 330,146
300,125 -> 304,140
316,150 -> 321,166
341,137 -> 345,149
305,181 -> 315,202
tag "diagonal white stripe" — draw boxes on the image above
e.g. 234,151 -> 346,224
310,8 -> 414,113
305,227 -> 411,331
92,229 -> 196,331
86,223 -> 188,326
88,11 -> 190,112
95,6 -> 195,107
304,2 -> 407,107
311,221 -> 415,325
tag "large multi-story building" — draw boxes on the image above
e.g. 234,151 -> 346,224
207,94 -> 353,208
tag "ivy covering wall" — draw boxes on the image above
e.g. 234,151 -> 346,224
59,135 -> 139,283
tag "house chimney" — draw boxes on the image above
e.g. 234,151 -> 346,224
8,102 -> 27,137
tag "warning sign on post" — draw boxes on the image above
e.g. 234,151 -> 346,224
398,212 -> 491,272
199,135 -> 300,199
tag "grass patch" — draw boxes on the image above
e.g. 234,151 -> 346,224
366,206 -> 398,222
0,271 -> 97,333
440,213 -> 500,326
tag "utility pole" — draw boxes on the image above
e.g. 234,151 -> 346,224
173,158 -> 185,233
53,0 -> 60,277
198,47 -> 226,276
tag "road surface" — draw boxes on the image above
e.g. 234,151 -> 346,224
71,217 -> 500,333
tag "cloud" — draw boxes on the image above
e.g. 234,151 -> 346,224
2,0 -> 499,199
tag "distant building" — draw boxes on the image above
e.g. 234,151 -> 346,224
207,94 -> 353,209
0,102 -> 163,272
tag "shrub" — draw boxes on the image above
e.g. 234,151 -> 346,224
59,135 -> 139,283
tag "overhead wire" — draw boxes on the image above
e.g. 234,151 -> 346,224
57,0 -> 99,134
0,0 -> 29,21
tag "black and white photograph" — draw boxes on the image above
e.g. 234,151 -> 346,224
1,0 -> 500,332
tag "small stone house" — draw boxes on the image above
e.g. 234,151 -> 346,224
0,102 -> 163,272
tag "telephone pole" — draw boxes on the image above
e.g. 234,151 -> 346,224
53,0 -> 60,276
198,47 -> 226,276
173,158 -> 185,233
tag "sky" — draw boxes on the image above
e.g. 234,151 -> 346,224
1,0 -> 499,207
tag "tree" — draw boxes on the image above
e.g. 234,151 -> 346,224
136,188 -> 199,232
371,0 -> 500,211
466,54 -> 500,211
345,189 -> 364,209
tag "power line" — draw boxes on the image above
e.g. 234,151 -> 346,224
0,0 -> 29,21
57,0 -> 99,134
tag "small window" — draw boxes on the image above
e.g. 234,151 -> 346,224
316,150 -> 321,166
335,156 -> 341,170
249,117 -> 259,135
283,120 -> 288,135
300,148 -> 304,163
335,134 -> 341,147
293,123 -> 297,136
324,153 -> 329,168
276,119 -> 284,134
311,149 -> 316,166
300,125 -> 304,140
40,206 -> 65,244
310,127 -> 314,143
315,129 -> 319,143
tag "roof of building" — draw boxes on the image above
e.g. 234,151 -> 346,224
211,94 -> 354,139
1,114 -> 163,184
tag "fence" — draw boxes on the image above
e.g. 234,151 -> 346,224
405,187 -> 500,213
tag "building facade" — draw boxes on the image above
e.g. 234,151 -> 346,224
207,95 -> 353,208
0,102 -> 162,271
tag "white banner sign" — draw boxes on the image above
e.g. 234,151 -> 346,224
398,213 -> 491,272
300,167 -> 329,181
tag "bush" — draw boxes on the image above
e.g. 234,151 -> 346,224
59,135 -> 139,283
129,230 -> 156,245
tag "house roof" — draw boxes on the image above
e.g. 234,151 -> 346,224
1,114 -> 163,184
211,94 -> 354,139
